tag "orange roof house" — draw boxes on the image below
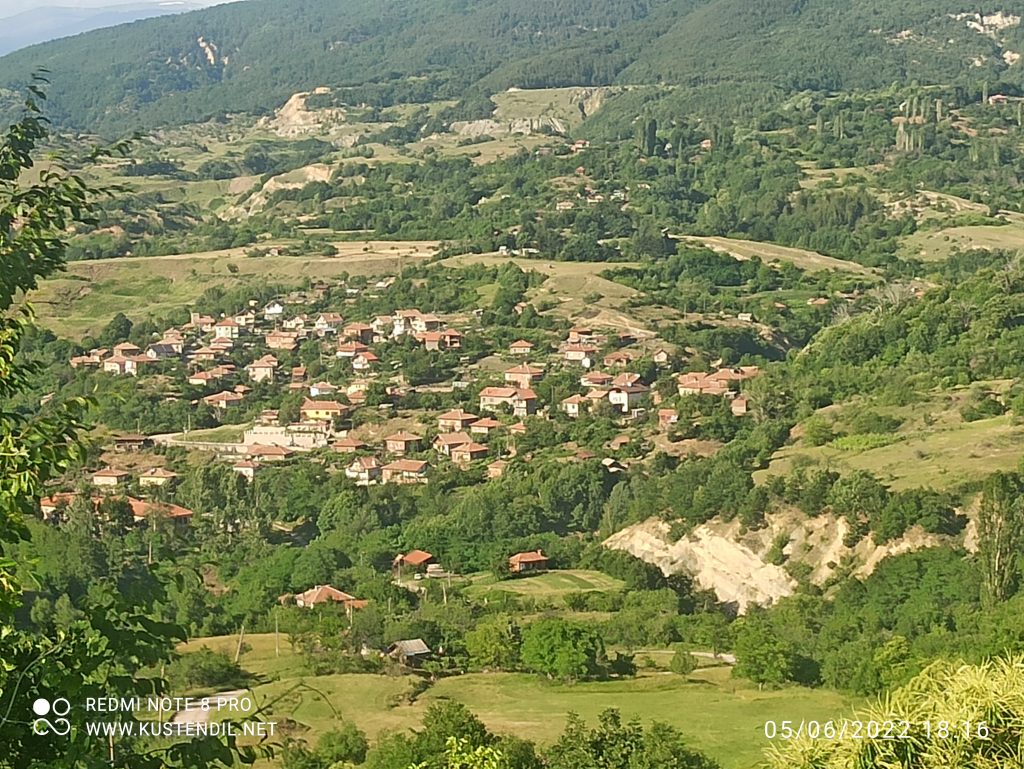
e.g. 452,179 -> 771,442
509,550 -> 549,574
384,432 -> 422,454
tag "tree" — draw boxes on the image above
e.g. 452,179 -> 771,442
465,615 -> 521,670
977,472 -> 1024,604
0,79 -> 264,768
520,619 -> 604,681
669,648 -> 696,675
318,722 -> 369,765
732,612 -> 795,689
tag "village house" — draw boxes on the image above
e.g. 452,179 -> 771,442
232,460 -> 258,481
504,364 -> 543,389
510,421 -> 528,436
342,322 -> 374,344
112,342 -> 143,357
257,409 -> 279,425
191,346 -> 220,363
441,328 -> 464,348
581,371 -> 613,388
509,549 -> 549,574
352,351 -> 379,372
263,301 -> 285,321
384,432 -> 422,454
145,342 -> 178,360
567,327 -> 596,344
603,351 -> 635,368
92,468 -> 130,488
331,437 -> 367,453
139,467 -> 178,488
371,315 -> 393,339
283,314 -> 310,331
300,398 -> 347,422
112,434 -> 151,452
203,390 -> 245,410
309,381 -> 338,398
246,355 -> 279,383
560,394 -> 587,418
731,397 -> 750,416
392,309 -> 423,337
509,339 -> 534,356
102,355 -> 148,376
188,313 -> 216,333
213,317 -> 241,339
469,417 -> 501,436
382,459 -> 429,484
393,550 -> 434,574
265,331 -> 299,351
450,441 -> 488,465
437,409 -> 479,433
70,349 -> 108,368
658,408 -> 679,429
411,313 -> 443,334
487,459 -> 508,479
478,387 -> 537,418
387,638 -> 432,666
608,383 -> 650,414
652,348 -> 672,366
187,370 -> 221,387
346,456 -> 382,485
233,310 -> 257,330
291,366 -> 307,383
246,444 -> 294,462
432,432 -> 472,456
314,313 -> 344,335
293,585 -> 366,610
336,340 -> 369,358
563,344 -> 597,365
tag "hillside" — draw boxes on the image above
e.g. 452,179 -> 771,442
2,0 -> 1023,132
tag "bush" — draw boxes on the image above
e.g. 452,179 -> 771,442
669,648 -> 697,675
167,648 -> 247,691
318,722 -> 369,765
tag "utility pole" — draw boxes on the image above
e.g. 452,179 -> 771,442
275,611 -> 280,658
234,623 -> 245,663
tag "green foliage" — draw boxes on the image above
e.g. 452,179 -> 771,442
519,618 -> 605,681
167,647 -> 248,691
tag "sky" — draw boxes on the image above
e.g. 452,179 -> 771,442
0,0 -> 242,17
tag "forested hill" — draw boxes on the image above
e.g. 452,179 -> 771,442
1,0 -> 1023,133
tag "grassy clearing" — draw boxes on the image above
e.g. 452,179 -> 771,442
900,223 -> 1024,261
465,570 -> 624,599
755,389 -> 1024,490
681,235 -> 877,276
31,240 -> 437,339
178,632 -> 856,769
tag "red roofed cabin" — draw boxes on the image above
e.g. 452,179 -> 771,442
509,549 -> 549,574
293,585 -> 367,611
393,549 -> 434,577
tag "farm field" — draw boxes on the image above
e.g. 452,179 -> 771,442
682,235 -> 877,276
465,569 -> 625,600
30,240 -> 437,338
179,634 -> 855,769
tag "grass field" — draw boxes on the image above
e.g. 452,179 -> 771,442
178,633 -> 856,769
900,223 -> 1024,261
682,235 -> 877,276
30,240 -> 437,338
755,392 -> 1024,490
465,570 -> 625,600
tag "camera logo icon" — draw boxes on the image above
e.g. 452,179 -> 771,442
31,697 -> 71,737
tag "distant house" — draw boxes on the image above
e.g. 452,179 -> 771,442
433,432 -> 472,456
291,366 -> 307,383
145,343 -> 178,360
487,459 -> 508,479
246,444 -> 294,461
263,301 -> 285,320
187,368 -> 220,386
437,409 -> 479,433
731,397 -> 750,416
294,585 -> 366,610
393,550 -> 434,572
246,355 -> 279,383
560,394 -> 587,418
332,437 -> 367,454
652,348 -> 672,366
415,331 -> 445,351
336,341 -> 369,358
581,371 -> 613,388
608,384 -> 650,414
112,342 -> 143,357
300,398 -> 346,422
658,408 -> 679,429
103,355 -> 142,376
478,387 -> 537,418
382,459 -> 429,484
504,364 -> 543,389
441,328 -> 464,349
509,340 -> 534,356
315,313 -> 344,335
112,434 -> 151,453
343,322 -> 374,344
603,351 -> 634,368
346,456 -> 382,485
213,318 -> 240,339
352,351 -> 379,371
265,331 -> 299,351
92,468 -> 130,488
451,441 -> 488,465
232,460 -> 259,481
309,381 -> 338,398
139,467 -> 178,488
387,638 -> 432,666
384,432 -> 422,455
205,390 -> 242,411
563,344 -> 597,365
509,550 -> 549,574
469,417 -> 501,436
191,346 -> 220,363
